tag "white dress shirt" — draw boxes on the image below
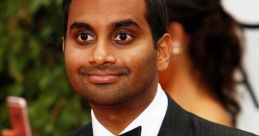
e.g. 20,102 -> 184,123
91,84 -> 168,136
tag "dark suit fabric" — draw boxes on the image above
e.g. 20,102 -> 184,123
157,97 -> 256,136
67,96 -> 256,136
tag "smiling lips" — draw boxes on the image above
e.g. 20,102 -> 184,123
78,67 -> 128,84
87,72 -> 122,84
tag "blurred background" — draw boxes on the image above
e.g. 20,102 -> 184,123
0,0 -> 258,135
222,0 -> 259,134
0,0 -> 90,135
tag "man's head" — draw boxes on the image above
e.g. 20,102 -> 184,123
63,0 -> 171,107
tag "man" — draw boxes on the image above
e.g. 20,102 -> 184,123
63,0 -> 256,135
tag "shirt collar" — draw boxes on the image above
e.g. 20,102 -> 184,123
91,84 -> 168,136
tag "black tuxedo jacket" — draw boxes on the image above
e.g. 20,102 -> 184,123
68,96 -> 256,136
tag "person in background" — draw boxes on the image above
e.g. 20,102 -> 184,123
160,0 -> 256,127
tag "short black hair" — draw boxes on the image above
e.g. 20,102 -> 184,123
63,0 -> 168,47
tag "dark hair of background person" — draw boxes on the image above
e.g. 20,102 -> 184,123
62,0 -> 168,48
166,0 -> 259,125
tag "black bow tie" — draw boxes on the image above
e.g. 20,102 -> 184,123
119,126 -> 142,136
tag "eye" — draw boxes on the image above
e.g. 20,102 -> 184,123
76,31 -> 95,44
113,31 -> 133,44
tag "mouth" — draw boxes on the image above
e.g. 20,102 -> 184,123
78,67 -> 129,84
87,73 -> 122,84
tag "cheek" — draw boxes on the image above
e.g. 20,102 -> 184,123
125,48 -> 157,75
65,50 -> 78,74
65,50 -> 78,81
64,45 -> 88,71
64,48 -> 86,94
64,46 -> 88,84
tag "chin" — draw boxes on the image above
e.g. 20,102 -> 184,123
87,94 -> 128,107
78,84 -> 131,106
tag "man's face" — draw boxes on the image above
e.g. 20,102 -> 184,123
64,0 -> 161,106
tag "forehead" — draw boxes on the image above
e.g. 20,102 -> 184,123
68,0 -> 147,27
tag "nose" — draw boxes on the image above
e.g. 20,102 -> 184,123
88,41 -> 116,65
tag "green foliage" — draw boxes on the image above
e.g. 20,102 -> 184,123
0,0 -> 90,135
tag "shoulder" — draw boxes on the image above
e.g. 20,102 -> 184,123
189,113 -> 256,136
66,123 -> 92,136
163,96 -> 256,136
191,100 -> 232,127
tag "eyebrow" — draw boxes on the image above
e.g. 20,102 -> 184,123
69,19 -> 140,31
112,19 -> 140,28
70,22 -> 91,30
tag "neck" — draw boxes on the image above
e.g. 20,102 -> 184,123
159,55 -> 213,111
91,82 -> 157,135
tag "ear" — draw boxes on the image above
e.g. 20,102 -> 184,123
156,33 -> 172,71
168,22 -> 186,45
62,36 -> 65,52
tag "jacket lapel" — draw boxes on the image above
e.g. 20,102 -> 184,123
158,95 -> 194,136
